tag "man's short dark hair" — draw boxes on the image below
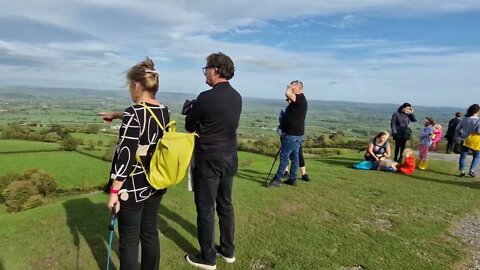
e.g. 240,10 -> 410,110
206,52 -> 235,80
455,111 -> 462,118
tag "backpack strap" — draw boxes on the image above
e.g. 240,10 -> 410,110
139,102 -> 176,132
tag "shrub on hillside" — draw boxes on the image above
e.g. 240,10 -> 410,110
0,172 -> 20,203
2,169 -> 57,212
3,181 -> 38,212
62,136 -> 79,151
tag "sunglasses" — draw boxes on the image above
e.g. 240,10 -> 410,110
290,80 -> 302,85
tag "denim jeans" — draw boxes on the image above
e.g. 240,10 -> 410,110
275,134 -> 303,180
193,154 -> 237,264
459,145 -> 480,173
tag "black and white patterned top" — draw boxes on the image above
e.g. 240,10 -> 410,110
109,102 -> 169,202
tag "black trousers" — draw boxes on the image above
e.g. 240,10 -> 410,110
117,190 -> 166,270
446,139 -> 454,154
394,138 -> 408,162
193,154 -> 237,264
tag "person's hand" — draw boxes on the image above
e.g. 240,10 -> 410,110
108,194 -> 120,213
99,112 -> 116,124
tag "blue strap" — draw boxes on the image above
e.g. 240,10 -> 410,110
106,217 -> 116,270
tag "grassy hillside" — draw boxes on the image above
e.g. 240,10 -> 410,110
0,151 -> 110,190
0,139 -> 61,153
0,151 -> 478,269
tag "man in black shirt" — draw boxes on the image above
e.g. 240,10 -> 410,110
266,80 -> 308,187
185,52 -> 242,270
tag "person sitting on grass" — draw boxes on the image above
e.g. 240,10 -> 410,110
395,148 -> 416,175
364,131 -> 391,162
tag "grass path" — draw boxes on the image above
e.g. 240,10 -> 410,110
0,151 -> 480,269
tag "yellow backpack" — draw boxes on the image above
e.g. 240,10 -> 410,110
134,103 -> 197,189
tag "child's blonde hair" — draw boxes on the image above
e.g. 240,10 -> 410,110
433,124 -> 442,130
403,148 -> 413,157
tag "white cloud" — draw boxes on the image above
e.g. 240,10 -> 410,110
0,0 -> 479,107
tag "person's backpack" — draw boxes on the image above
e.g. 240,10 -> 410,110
134,103 -> 197,190
353,160 -> 373,170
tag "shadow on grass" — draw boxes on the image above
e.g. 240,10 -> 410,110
157,204 -> 198,254
317,157 -> 358,168
64,198 -> 118,270
409,174 -> 480,189
0,257 -> 4,270
237,168 -> 269,185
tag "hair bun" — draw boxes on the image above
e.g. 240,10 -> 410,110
142,57 -> 155,70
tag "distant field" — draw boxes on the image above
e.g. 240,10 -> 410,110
77,146 -> 109,159
0,151 -> 110,189
0,139 -> 61,153
71,132 -> 116,145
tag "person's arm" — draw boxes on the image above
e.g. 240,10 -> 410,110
408,112 -> 417,122
285,85 -> 296,102
108,108 -> 140,213
385,143 -> 391,158
390,113 -> 398,137
185,93 -> 205,132
367,143 -> 378,161
99,111 -> 123,124
454,120 -> 463,141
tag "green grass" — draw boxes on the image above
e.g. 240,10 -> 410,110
70,132 -> 116,145
0,139 -> 61,153
0,151 -> 479,269
0,151 -> 110,190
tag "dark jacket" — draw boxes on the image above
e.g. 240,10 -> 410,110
444,117 -> 461,140
391,107 -> 417,140
185,82 -> 242,160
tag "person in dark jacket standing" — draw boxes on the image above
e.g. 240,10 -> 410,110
266,80 -> 308,187
184,52 -> 242,270
391,103 -> 417,162
444,111 -> 462,154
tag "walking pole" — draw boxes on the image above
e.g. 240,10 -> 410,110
266,148 -> 281,183
107,203 -> 117,270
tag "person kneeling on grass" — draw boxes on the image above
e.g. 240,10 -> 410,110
364,131 -> 391,162
395,148 -> 416,175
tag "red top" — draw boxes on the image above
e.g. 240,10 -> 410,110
397,156 -> 415,175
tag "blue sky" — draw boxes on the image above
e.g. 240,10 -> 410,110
0,1 -> 479,107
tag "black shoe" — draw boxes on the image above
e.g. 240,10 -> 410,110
470,171 -> 476,178
266,179 -> 281,188
282,171 -> 290,179
265,177 -> 281,188
460,171 -> 466,177
185,254 -> 216,270
215,245 -> 235,263
301,174 -> 310,182
283,179 -> 297,186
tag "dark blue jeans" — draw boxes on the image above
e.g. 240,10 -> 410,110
193,154 -> 237,264
275,134 -> 303,180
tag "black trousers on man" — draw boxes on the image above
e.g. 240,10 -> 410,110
394,138 -> 408,162
117,190 -> 166,270
193,154 -> 237,264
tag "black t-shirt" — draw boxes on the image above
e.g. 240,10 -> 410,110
283,93 -> 308,136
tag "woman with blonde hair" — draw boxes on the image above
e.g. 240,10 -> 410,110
364,131 -> 391,161
105,58 -> 169,269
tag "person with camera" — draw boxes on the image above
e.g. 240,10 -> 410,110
184,52 -> 242,270
266,80 -> 308,187
390,102 -> 417,162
